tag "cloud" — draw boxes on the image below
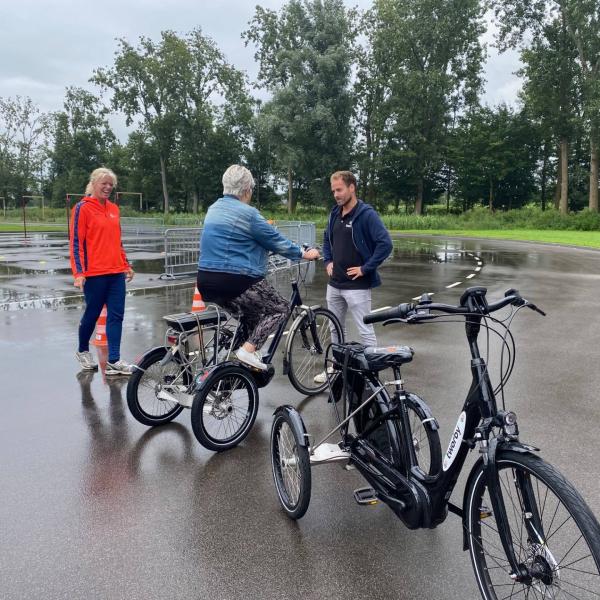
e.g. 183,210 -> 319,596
1,0 -> 523,136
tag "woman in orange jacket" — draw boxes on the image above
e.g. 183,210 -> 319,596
69,168 -> 134,375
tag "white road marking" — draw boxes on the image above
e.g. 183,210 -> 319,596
370,305 -> 392,313
446,281 -> 462,288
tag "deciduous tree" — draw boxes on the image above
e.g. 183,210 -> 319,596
244,0 -> 355,213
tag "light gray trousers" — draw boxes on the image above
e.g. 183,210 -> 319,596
326,284 -> 377,348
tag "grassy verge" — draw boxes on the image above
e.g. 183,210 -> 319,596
0,223 -> 66,232
396,229 -> 600,248
1,219 -> 598,249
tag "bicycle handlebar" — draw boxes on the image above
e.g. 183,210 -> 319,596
363,304 -> 415,324
363,287 -> 545,325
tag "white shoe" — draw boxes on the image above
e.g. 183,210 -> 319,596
105,359 -> 134,376
313,366 -> 335,384
235,347 -> 267,371
76,351 -> 98,371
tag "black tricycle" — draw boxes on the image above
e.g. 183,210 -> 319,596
270,286 -> 600,599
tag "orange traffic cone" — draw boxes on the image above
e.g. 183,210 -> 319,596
191,287 -> 206,312
92,305 -> 108,346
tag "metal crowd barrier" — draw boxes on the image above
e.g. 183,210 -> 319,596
161,228 -> 203,278
161,221 -> 316,279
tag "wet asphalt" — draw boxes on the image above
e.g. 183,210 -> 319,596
1,235 -> 599,600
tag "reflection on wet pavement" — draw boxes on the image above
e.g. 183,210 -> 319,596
0,230 -> 167,306
2,233 -> 600,599
1,233 -> 485,309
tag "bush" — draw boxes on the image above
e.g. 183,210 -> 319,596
2,203 -> 599,232
362,205 -> 600,231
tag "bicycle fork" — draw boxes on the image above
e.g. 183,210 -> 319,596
469,350 -> 547,584
480,432 -> 546,585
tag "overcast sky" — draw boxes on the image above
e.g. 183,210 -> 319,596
1,0 -> 522,139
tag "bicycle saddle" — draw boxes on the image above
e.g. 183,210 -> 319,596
363,345 -> 414,370
333,342 -> 414,372
163,309 -> 223,331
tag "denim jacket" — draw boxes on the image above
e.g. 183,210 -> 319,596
198,195 -> 303,277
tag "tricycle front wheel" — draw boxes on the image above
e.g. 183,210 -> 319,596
270,409 -> 312,519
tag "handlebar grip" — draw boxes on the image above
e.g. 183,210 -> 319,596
363,303 -> 414,324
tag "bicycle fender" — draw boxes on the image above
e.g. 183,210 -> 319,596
132,346 -> 169,372
405,392 -> 440,431
502,440 -> 540,453
460,441 -> 540,551
135,345 -> 167,362
273,405 -> 310,448
284,313 -> 308,357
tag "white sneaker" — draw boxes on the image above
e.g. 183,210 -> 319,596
235,347 -> 267,371
76,351 -> 98,371
313,366 -> 335,384
105,360 -> 134,376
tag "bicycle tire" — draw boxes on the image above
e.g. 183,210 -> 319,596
270,410 -> 311,519
466,449 -> 600,599
127,347 -> 186,426
351,375 -> 402,463
347,375 -> 441,476
286,308 -> 343,396
404,393 -> 442,477
190,364 -> 258,451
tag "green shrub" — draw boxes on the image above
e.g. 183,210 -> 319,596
2,203 -> 599,232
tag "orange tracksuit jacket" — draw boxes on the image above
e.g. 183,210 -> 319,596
69,196 -> 130,277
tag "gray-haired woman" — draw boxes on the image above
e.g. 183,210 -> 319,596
196,165 -> 319,370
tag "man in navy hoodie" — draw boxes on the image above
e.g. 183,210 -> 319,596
315,171 -> 393,382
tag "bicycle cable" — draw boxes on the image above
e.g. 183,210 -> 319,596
399,309 -> 518,412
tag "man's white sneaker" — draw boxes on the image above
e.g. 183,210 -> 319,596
76,351 -> 98,371
105,360 -> 134,376
313,366 -> 335,384
235,347 -> 268,371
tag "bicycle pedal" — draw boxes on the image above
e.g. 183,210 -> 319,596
354,487 -> 379,505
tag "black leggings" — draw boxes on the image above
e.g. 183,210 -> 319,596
218,279 -> 288,349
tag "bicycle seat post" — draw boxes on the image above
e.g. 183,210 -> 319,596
384,365 -> 405,394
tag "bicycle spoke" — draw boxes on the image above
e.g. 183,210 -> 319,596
288,311 -> 341,394
469,455 -> 600,600
278,425 -> 300,504
197,373 -> 254,444
557,577 -> 600,597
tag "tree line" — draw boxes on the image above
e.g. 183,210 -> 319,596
0,0 -> 598,216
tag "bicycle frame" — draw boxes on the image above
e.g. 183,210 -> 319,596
261,278 -> 305,364
191,261 -> 327,391
321,308 -> 540,577
251,263 -> 326,366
